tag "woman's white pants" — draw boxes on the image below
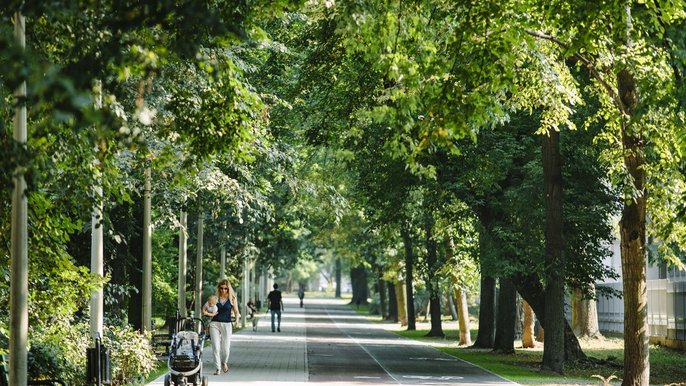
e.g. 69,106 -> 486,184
209,321 -> 233,370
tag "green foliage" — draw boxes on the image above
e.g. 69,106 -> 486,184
11,321 -> 156,386
26,323 -> 90,385
103,325 -> 156,386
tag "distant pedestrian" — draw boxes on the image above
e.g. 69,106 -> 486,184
298,287 -> 305,308
267,283 -> 284,332
209,279 -> 240,375
247,298 -> 259,331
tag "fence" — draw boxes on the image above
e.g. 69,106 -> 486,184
596,274 -> 686,349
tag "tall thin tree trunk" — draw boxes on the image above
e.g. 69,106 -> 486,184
178,210 -> 188,317
522,300 -> 536,348
401,224 -> 416,331
220,221 -> 227,280
142,166 -> 152,332
618,68 -> 649,386
456,287 -> 472,346
396,280 -> 407,326
378,268 -> 388,318
10,11 -> 28,386
388,282 -> 398,322
194,212 -> 204,318
90,80 -> 104,340
335,258 -> 342,298
542,129 -> 565,373
425,214 -> 444,337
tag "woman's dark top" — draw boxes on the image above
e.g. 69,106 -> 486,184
212,297 -> 233,323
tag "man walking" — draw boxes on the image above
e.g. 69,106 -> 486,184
267,283 -> 284,332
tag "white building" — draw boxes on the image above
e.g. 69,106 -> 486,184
596,238 -> 686,349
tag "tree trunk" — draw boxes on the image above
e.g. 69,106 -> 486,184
396,280 -> 407,326
474,208 -> 496,348
142,167 -> 152,332
448,293 -> 458,321
194,211 -> 204,319
10,12 -> 28,386
473,275 -> 496,348
512,273 -> 586,363
522,300 -> 536,348
618,64 -> 649,386
536,325 -> 545,343
456,287 -> 472,346
335,258 -> 342,298
542,129 -> 565,373
493,278 -> 516,354
571,285 -> 602,338
378,273 -> 388,318
350,264 -> 369,306
425,215 -> 444,337
401,224 -> 416,331
388,281 -> 398,322
178,210 -> 188,318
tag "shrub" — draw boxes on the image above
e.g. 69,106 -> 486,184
28,322 -> 90,385
103,325 -> 156,386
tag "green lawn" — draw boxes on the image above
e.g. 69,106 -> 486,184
393,328 -> 686,386
347,304 -> 685,386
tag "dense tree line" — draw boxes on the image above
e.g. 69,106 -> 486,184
2,1 -> 686,385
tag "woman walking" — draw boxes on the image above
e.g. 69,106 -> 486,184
209,279 -> 240,375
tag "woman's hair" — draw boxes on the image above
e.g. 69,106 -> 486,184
216,278 -> 235,298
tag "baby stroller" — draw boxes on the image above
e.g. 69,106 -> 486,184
164,314 -> 208,386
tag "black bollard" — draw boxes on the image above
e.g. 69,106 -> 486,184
87,335 -> 111,385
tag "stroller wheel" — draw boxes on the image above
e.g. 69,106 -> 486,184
164,374 -> 171,386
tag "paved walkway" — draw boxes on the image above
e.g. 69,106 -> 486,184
147,296 -> 516,386
148,297 -> 307,386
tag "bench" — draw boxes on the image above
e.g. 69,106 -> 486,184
0,354 -> 67,386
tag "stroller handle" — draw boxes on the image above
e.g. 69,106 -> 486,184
174,316 -> 206,337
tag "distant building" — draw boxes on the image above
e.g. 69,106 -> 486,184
596,238 -> 686,349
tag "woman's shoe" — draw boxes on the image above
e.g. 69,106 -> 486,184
222,363 -> 229,373
213,369 -> 220,375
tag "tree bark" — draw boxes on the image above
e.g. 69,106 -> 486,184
335,258 -> 342,298
571,285 -> 601,338
618,66 -> 649,386
536,325 -> 545,343
455,287 -> 472,346
493,278 -> 516,354
474,207 -> 496,348
396,280 -> 407,326
473,275 -> 496,348
512,273 -> 586,363
401,224 -> 416,331
425,215 -> 444,337
448,293 -> 458,321
350,264 -> 369,306
388,281 -> 398,322
378,268 -> 388,318
522,300 -> 536,348
542,129 -> 565,373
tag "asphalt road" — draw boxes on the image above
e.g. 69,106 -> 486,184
304,299 -> 517,386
